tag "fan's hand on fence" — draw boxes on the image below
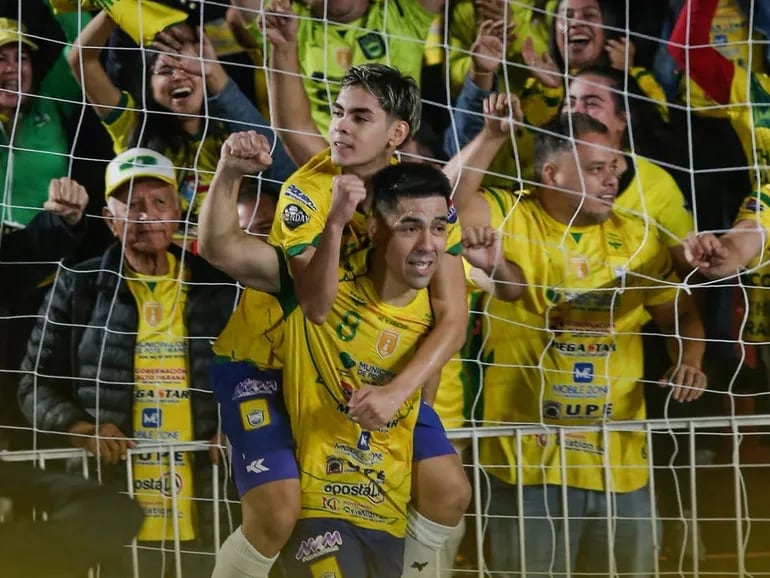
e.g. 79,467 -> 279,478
522,36 -> 560,88
605,37 -> 636,72
659,363 -> 707,402
260,0 -> 298,46
483,92 -> 522,138
329,175 -> 366,228
347,385 -> 404,431
45,177 -> 88,226
70,421 -> 135,465
220,131 -> 273,175
683,232 -> 728,272
462,225 -> 502,274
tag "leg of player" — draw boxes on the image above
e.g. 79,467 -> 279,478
402,403 -> 472,578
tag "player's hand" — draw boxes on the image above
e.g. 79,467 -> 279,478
347,385 -> 406,431
683,232 -> 729,271
208,431 -> 226,465
219,131 -> 274,176
471,20 -> 507,77
605,37 -> 636,72
462,225 -> 502,274
260,0 -> 298,47
44,177 -> 88,226
483,92 -> 523,139
522,36 -> 560,88
328,175 -> 367,228
659,363 -> 707,402
69,421 -> 136,465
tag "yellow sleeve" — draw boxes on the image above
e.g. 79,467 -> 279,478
92,0 -> 186,45
735,187 -> 770,230
639,232 -> 679,307
630,66 -> 669,122
640,163 -> 693,247
101,91 -> 138,154
268,179 -> 330,258
521,77 -> 564,127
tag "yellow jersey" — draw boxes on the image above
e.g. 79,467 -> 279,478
733,186 -> 770,341
478,189 -> 679,493
248,0 -> 434,137
279,248 -> 433,537
268,148 -> 463,258
728,66 -> 770,189
102,91 -> 224,226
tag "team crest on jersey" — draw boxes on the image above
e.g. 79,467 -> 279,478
335,46 -> 353,69
284,184 -> 317,211
240,398 -> 271,431
375,330 -> 399,359
282,204 -> 310,230
143,302 -> 162,326
357,32 -> 386,59
569,257 -> 589,280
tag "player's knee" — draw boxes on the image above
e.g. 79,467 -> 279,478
414,454 -> 471,525
240,479 -> 301,555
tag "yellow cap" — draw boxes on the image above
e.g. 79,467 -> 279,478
104,148 -> 177,200
0,19 -> 38,51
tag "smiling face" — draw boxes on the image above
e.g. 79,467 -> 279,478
371,196 -> 449,290
329,85 -> 408,175
563,74 -> 626,145
541,131 -> 620,226
0,43 -> 32,114
104,178 -> 181,258
150,48 -> 204,119
554,0 -> 606,70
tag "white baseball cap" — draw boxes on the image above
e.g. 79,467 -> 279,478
104,148 -> 177,200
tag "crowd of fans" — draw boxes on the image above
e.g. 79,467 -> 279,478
0,0 -> 769,576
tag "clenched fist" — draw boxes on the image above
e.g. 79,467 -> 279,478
44,177 -> 88,226
329,174 -> 367,228
219,131 -> 273,176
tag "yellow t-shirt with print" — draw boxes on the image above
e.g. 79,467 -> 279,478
728,66 -> 770,190
248,0 -> 434,137
478,189 -> 679,493
212,288 -> 285,369
279,248 -> 433,537
733,186 -> 770,341
102,91 -> 223,226
268,148 -> 463,259
126,253 -> 197,541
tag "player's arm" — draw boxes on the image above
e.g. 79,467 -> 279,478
262,0 -> 328,166
198,131 -> 282,292
288,175 -> 367,323
683,220 -> 765,279
67,10 -> 122,118
463,225 -> 525,301
668,0 -> 734,105
444,93 -> 522,226
647,292 -> 707,402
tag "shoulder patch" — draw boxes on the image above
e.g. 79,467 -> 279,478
447,199 -> 458,224
282,204 -> 310,230
284,184 -> 318,212
357,32 -> 386,59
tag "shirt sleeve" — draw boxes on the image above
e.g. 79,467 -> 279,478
640,234 -> 679,307
268,180 -> 328,258
101,91 -> 138,154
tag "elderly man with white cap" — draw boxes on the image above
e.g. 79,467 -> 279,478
18,147 -> 240,578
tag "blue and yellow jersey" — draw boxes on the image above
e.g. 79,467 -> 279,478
478,190 -> 679,493
278,248 -> 434,537
268,148 -> 463,259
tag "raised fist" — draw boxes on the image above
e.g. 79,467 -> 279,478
219,131 -> 274,176
44,177 -> 88,226
329,174 -> 367,228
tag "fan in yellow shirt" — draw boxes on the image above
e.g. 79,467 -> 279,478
449,112 -> 706,576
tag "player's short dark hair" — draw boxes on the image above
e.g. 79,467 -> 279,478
534,113 -> 609,182
341,64 -> 421,140
370,163 -> 451,220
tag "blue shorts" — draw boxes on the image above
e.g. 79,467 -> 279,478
276,518 -> 403,578
413,401 -> 455,462
210,362 -> 298,495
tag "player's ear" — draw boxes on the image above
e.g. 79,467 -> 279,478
102,204 -> 120,238
388,119 -> 410,149
541,161 -> 559,187
367,215 -> 378,240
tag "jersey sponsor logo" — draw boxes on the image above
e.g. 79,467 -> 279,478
240,398 -> 271,431
143,301 -> 162,326
357,32 -> 386,59
342,501 -> 390,524
246,458 -> 270,474
141,408 -> 162,428
339,351 -> 357,370
356,362 -> 395,385
232,377 -> 280,400
325,456 -> 386,483
375,330 -> 400,359
136,450 -> 184,465
284,184 -> 318,212
545,289 -> 618,310
357,431 -> 370,451
134,472 -> 183,497
333,442 -> 382,465
570,257 -> 589,280
552,341 -> 617,357
282,204 -> 310,230
551,384 -> 608,398
560,433 -> 604,454
135,388 -> 191,400
323,481 -> 385,504
135,429 -> 181,440
543,401 -> 613,419
573,362 -> 594,383
295,530 -> 343,563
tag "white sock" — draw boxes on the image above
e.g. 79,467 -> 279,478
438,517 -> 466,578
212,526 -> 278,578
402,506 -> 461,578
